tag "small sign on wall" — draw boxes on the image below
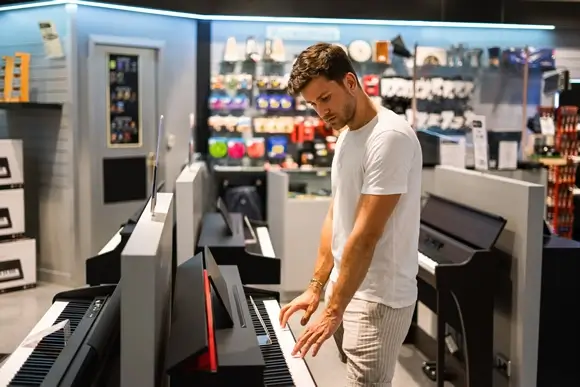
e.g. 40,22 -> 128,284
38,21 -> 64,59
107,53 -> 142,148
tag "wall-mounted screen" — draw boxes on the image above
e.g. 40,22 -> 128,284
107,53 -> 142,148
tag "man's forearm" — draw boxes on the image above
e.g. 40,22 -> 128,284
311,203 -> 334,289
327,234 -> 376,314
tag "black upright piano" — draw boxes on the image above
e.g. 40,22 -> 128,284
412,194 -> 507,387
166,247 -> 316,386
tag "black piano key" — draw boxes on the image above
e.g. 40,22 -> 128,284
247,298 -> 296,387
8,300 -> 93,387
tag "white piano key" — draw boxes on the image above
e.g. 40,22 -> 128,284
98,227 -> 123,254
418,251 -> 437,275
256,227 -> 275,258
262,299 -> 316,387
0,301 -> 68,386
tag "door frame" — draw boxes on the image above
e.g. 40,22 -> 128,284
86,35 -> 165,254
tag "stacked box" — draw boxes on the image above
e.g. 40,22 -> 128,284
0,139 -> 36,292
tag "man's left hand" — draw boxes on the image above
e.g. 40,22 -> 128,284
292,308 -> 342,358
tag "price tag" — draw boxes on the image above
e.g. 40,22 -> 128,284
539,116 -> 555,135
498,141 -> 518,170
471,115 -> 489,171
440,137 -> 466,169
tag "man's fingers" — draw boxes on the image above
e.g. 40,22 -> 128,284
300,302 -> 318,326
300,330 -> 323,358
311,342 -> 323,357
280,304 -> 301,328
292,328 -> 312,356
278,304 -> 291,326
311,332 -> 332,357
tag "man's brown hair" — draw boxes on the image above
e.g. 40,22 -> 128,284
287,42 -> 357,97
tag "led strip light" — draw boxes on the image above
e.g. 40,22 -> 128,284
0,0 -> 556,30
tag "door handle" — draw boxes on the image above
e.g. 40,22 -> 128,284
147,152 -> 156,167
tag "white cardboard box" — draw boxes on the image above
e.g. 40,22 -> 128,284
0,139 -> 24,186
0,188 -> 25,237
0,238 -> 36,292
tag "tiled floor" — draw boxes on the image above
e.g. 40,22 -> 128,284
0,283 -> 445,386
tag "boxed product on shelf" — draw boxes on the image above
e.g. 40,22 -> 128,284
0,188 -> 25,237
0,139 -> 24,187
0,238 -> 36,292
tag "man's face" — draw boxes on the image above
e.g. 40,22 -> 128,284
300,75 -> 356,130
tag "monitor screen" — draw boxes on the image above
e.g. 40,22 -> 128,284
216,197 -> 234,235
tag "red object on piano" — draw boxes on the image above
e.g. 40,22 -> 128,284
193,269 -> 218,372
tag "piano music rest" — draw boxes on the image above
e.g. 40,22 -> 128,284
167,249 -> 316,386
167,251 -> 265,386
197,212 -> 280,285
415,194 -> 507,387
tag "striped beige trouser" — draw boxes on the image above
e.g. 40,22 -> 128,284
325,281 -> 415,387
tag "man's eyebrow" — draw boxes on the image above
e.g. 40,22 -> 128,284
306,92 -> 329,104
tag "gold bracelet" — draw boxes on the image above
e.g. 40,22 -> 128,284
309,278 -> 324,289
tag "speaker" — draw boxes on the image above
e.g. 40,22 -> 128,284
391,35 -> 412,59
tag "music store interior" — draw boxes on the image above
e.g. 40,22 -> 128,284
0,0 -> 579,386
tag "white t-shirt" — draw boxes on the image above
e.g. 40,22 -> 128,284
329,107 -> 422,308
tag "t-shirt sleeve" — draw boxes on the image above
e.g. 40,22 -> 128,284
361,130 -> 415,195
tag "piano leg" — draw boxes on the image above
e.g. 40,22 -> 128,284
450,289 -> 494,387
436,291 -> 447,387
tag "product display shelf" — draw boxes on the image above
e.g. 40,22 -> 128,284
208,38 -> 523,170
544,106 -> 578,238
208,50 -> 336,169
0,102 -> 62,110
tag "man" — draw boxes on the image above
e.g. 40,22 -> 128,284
278,43 -> 422,387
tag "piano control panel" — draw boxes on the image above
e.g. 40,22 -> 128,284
87,297 -> 106,319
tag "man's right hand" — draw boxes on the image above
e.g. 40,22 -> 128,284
279,287 -> 322,328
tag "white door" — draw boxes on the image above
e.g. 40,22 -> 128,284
88,44 -> 160,253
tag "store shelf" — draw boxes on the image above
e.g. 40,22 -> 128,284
543,106 -> 578,239
0,102 -> 62,110
538,157 -> 569,166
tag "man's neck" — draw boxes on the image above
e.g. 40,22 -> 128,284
347,94 -> 378,131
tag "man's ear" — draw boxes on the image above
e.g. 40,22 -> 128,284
344,73 -> 357,92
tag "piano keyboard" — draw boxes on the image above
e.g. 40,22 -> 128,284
0,300 -> 92,386
0,269 -> 21,283
256,227 -> 275,258
249,298 -> 316,387
418,251 -> 437,275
